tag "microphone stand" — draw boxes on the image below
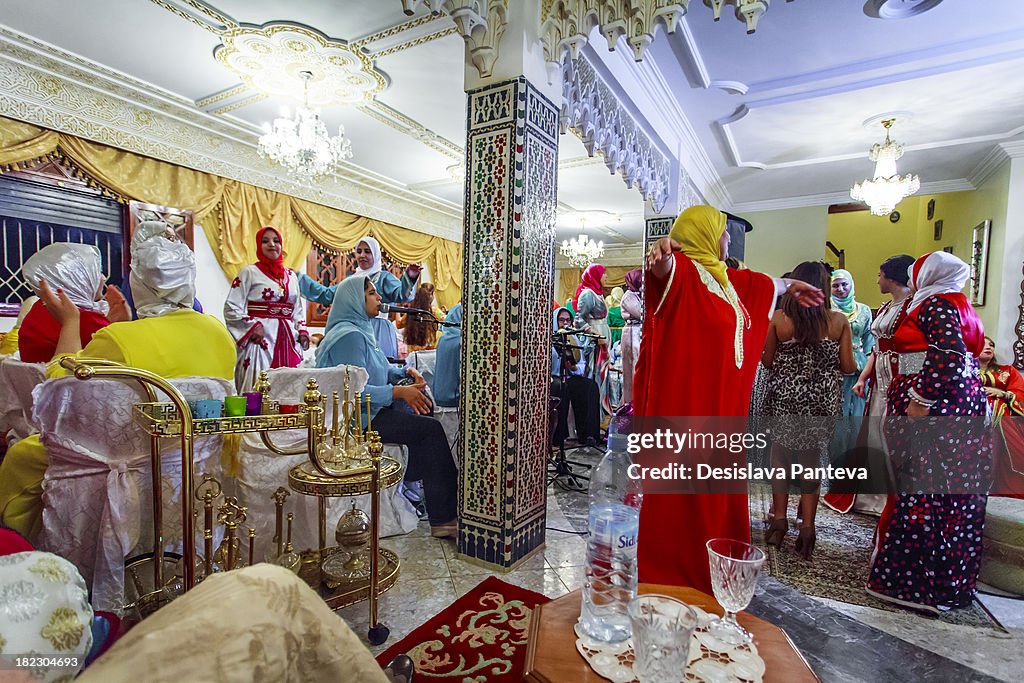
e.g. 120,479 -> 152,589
401,310 -> 460,328
548,336 -> 593,493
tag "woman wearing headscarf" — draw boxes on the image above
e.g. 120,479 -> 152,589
866,251 -> 990,613
299,236 -> 421,360
635,205 -> 823,592
979,336 -> 1024,499
619,269 -> 643,405
432,303 -> 463,408
829,269 -> 875,458
121,220 -> 204,317
573,264 -> 611,416
224,227 -> 309,392
17,243 -> 126,363
0,225 -> 235,538
315,276 -> 457,537
826,254 -> 914,515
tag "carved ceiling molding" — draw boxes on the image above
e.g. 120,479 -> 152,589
213,23 -> 389,107
0,28 -> 462,242
400,0 -> 509,78
560,54 -> 670,211
358,101 -> 464,160
541,1 -> 686,66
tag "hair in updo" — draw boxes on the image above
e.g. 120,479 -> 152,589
880,254 -> 915,287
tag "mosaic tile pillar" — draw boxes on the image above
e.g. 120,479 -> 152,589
458,77 -> 559,568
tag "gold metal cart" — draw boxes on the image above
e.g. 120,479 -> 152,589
59,359 -> 401,642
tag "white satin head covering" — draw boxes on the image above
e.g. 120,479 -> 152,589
22,242 -> 109,315
132,220 -> 177,252
354,236 -> 382,277
907,251 -> 971,312
130,226 -> 196,318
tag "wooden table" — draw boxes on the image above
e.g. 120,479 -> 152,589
524,584 -> 819,682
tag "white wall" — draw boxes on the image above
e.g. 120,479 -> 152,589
194,222 -> 230,322
996,156 -> 1024,364
742,206 -> 830,277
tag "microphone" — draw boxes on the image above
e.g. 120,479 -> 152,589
380,303 -> 433,317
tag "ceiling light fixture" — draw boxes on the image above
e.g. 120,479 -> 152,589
257,71 -> 352,179
560,213 -> 606,268
850,118 -> 920,217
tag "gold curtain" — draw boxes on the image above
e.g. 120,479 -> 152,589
0,116 -> 462,305
557,265 -> 640,306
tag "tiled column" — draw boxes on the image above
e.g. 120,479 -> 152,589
458,77 -> 559,568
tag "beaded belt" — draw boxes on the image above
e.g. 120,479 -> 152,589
897,351 -> 926,375
246,302 -> 294,319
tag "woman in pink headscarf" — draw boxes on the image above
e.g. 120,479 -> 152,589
867,251 -> 990,613
573,264 -> 611,418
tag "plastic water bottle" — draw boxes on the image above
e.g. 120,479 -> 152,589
579,430 -> 643,642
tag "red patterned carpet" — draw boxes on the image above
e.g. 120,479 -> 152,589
376,576 -> 550,681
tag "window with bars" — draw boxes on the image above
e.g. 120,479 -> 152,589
0,172 -> 123,316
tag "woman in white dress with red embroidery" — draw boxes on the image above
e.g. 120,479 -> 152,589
224,227 -> 309,391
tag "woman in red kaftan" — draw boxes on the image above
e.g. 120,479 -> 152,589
633,205 -> 822,592
979,336 -> 1024,499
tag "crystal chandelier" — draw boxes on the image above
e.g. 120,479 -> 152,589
850,118 -> 920,216
560,214 -> 605,268
258,70 -> 352,178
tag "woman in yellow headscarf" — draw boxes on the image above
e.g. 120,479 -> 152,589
633,205 -> 824,595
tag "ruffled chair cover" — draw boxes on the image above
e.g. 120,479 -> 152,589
235,366 -> 418,557
0,357 -> 46,445
33,375 -> 232,612
407,350 -> 460,466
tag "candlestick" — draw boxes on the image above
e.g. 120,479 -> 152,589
365,393 -> 371,434
332,391 -> 340,448
248,528 -> 255,567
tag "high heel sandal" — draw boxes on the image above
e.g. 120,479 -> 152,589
765,518 -> 788,547
794,526 -> 816,560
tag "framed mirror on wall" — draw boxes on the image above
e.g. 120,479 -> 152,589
969,219 -> 992,307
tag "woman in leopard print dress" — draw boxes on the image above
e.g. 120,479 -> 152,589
762,261 -> 856,559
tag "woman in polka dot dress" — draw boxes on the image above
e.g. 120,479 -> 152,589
866,251 -> 990,613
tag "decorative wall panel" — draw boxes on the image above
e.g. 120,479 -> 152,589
459,77 -> 558,568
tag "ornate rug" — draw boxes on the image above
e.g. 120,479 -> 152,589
375,576 -> 550,681
748,484 -> 1006,632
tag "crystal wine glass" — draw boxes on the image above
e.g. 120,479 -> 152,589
706,538 -> 765,645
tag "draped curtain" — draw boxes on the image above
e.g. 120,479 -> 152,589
557,265 -> 639,307
0,116 -> 463,307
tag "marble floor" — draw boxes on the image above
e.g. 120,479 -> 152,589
339,448 -> 1024,682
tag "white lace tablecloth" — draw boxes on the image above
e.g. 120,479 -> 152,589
575,604 -> 766,683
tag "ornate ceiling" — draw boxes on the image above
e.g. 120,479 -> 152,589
1,0 -> 1020,248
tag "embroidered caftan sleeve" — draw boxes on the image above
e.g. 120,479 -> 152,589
223,266 -> 260,346
297,273 -> 337,307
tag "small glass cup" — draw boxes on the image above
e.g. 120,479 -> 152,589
627,594 -> 697,683
706,538 -> 765,646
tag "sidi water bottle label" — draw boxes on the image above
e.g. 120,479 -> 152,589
589,504 -> 639,558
